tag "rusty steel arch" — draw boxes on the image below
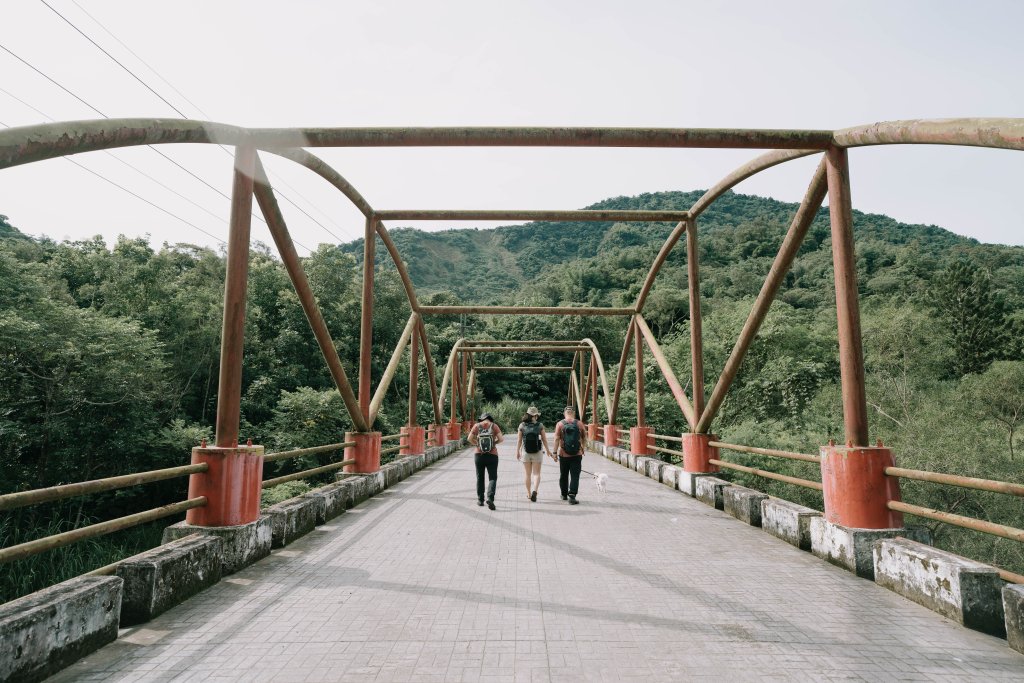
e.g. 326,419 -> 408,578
2,116 -> 1023,452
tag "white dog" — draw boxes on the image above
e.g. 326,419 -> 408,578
594,472 -> 608,493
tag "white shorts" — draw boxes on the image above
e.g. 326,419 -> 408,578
522,450 -> 544,464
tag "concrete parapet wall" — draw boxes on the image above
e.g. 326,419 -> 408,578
760,498 -> 820,551
873,537 -> 1005,636
633,456 -> 652,474
117,534 -> 222,625
0,576 -> 122,683
644,458 -> 665,482
265,497 -> 319,548
724,486 -> 769,527
163,515 -> 271,575
810,518 -> 931,580
695,476 -> 731,510
1004,585 -> 1024,654
660,464 -> 680,489
302,481 -> 349,524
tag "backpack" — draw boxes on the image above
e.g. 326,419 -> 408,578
522,422 -> 542,453
561,420 -> 581,456
477,422 -> 495,453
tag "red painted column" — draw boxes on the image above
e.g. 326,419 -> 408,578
681,433 -> 719,473
344,431 -> 382,473
400,425 -> 426,456
430,423 -> 447,446
185,444 -> 263,526
629,426 -> 653,456
448,420 -> 461,442
820,443 -> 903,528
587,422 -> 599,442
604,424 -> 620,448
462,420 -> 473,436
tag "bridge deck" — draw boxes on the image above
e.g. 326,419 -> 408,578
54,442 -> 1022,682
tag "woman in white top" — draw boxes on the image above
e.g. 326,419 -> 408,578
515,406 -> 555,502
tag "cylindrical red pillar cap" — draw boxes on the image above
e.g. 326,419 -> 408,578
604,424 -> 620,448
681,433 -> 719,473
821,445 -> 903,529
630,426 -> 653,456
344,432 -> 382,474
186,444 -> 264,527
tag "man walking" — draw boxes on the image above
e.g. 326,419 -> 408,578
553,405 -> 587,505
468,412 -> 503,510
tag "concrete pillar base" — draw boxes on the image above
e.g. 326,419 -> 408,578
429,424 -> 447,447
163,515 -> 272,575
344,432 -> 382,474
448,421 -> 461,442
185,444 -> 264,527
587,422 -> 600,442
809,517 -> 931,580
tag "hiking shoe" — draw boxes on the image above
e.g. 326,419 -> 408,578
486,500 -> 496,510
531,491 -> 537,502
477,500 -> 484,507
568,496 -> 579,505
561,493 -> 568,500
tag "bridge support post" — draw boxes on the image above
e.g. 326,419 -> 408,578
813,442 -> 928,579
681,433 -> 719,474
448,420 -> 461,442
603,425 -> 620,448
629,426 -> 653,456
587,422 -> 600,443
462,420 -> 473,436
185,444 -> 264,526
400,426 -> 426,456
344,432 -> 382,473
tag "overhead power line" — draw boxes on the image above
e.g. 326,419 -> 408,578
42,0 -> 351,245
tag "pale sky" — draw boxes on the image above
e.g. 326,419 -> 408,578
1,0 -> 1021,254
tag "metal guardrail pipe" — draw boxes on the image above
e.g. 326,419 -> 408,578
888,501 -> 1024,543
460,346 -> 589,353
473,366 -> 574,371
422,306 -> 634,316
651,445 -> 684,458
0,497 -> 207,564
380,445 -> 404,456
263,443 -> 355,463
463,339 -> 581,346
710,441 -> 821,464
709,459 -> 824,491
375,209 -> 690,222
651,434 -> 685,443
261,460 -> 356,489
884,467 -> 1024,497
0,463 -> 209,511
380,434 -> 404,443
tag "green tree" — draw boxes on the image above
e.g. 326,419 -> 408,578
931,259 -> 1009,376
960,361 -> 1024,460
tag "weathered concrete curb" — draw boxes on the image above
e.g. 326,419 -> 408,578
163,515 -> 272,575
695,476 -> 731,510
660,464 -> 680,489
0,576 -> 122,683
761,498 -> 820,551
1004,585 -> 1024,654
301,481 -> 349,524
724,486 -> 769,527
117,534 -> 222,625
874,537 -> 1005,636
810,518 -> 931,580
266,496 -> 319,548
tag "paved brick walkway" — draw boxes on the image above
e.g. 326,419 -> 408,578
53,441 -> 1023,682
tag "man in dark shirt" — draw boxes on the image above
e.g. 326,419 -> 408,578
469,413 -> 503,510
553,406 -> 587,505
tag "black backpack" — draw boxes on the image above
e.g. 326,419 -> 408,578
477,422 -> 495,453
522,422 -> 542,453
561,420 -> 581,455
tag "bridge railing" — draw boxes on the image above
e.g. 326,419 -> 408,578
610,424 -> 1024,584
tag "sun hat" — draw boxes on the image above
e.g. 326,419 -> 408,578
527,406 -> 540,416
564,405 -> 576,412
479,413 -> 494,421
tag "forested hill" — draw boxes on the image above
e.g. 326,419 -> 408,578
343,190 -> 979,301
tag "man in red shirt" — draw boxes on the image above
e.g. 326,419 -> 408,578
553,406 -> 588,505
468,413 -> 503,510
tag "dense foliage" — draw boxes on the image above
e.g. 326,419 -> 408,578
2,186 -> 1024,599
